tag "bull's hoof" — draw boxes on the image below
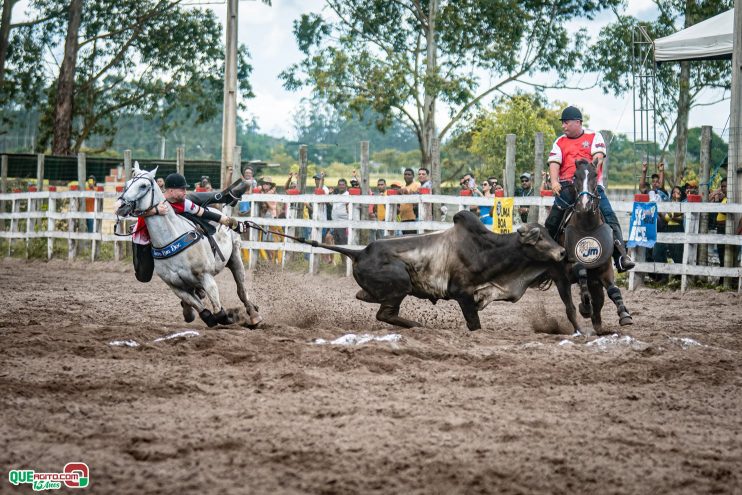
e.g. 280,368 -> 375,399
181,301 -> 196,323
214,309 -> 234,325
199,309 -> 219,328
619,314 -> 634,326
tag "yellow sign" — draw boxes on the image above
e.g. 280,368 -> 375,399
492,197 -> 514,234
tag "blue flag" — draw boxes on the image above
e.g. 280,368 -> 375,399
627,202 -> 658,248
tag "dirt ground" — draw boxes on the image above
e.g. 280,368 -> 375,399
1,257 -> 741,494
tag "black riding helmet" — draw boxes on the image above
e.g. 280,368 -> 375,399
164,173 -> 189,189
560,106 -> 582,122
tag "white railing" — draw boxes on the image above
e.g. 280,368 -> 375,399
1,190 -> 741,291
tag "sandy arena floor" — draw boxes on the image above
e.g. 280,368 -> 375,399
1,258 -> 740,494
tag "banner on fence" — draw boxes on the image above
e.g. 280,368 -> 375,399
492,197 -> 514,234
627,201 -> 658,248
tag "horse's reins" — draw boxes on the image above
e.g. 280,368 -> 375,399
114,174 -> 159,236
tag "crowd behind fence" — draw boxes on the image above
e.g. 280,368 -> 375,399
1,189 -> 740,292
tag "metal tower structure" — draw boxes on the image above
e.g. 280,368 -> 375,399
632,24 -> 658,184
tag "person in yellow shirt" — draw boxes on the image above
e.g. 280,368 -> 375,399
399,168 -> 419,234
370,178 -> 388,240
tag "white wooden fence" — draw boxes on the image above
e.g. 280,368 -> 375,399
1,190 -> 741,292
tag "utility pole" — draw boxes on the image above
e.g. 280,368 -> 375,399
724,0 -> 740,288
220,0 -> 238,189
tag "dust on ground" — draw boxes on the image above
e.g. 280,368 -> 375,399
1,258 -> 740,494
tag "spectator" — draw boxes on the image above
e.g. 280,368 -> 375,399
540,171 -> 551,191
683,179 -> 699,197
710,178 -> 729,266
331,178 -> 350,245
481,179 -> 494,198
640,161 -> 669,202
200,177 -> 213,192
258,176 -> 278,218
515,172 -> 534,222
418,167 -> 432,189
652,185 -> 685,273
487,176 -> 499,189
461,172 -> 482,196
399,168 -> 419,234
85,175 -> 96,233
284,172 -> 298,191
156,177 -> 166,192
370,178 -> 388,241
242,166 -> 258,191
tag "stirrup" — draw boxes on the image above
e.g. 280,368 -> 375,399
615,255 -> 635,273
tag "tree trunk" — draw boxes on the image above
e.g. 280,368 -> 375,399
421,0 -> 438,184
674,63 -> 690,187
0,0 -> 18,83
52,0 -> 82,156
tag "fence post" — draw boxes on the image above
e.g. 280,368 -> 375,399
698,126 -> 712,269
0,154 -> 7,232
600,130 -> 612,188
36,153 -> 44,191
431,137 -> 441,221
124,149 -> 132,179
346,197 -> 354,277
8,195 -> 18,256
77,152 -> 86,189
47,191 -> 56,260
26,188 -> 37,258
505,134 -> 516,196
231,146 -> 242,184
68,188 -> 78,260
92,187 -> 103,261
309,198 -> 320,275
529,132 -> 544,223
298,144 -> 308,193
176,147 -> 185,176
248,195 -> 257,270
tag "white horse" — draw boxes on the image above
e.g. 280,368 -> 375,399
115,166 -> 262,328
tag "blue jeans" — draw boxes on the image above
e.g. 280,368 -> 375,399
545,185 -> 624,242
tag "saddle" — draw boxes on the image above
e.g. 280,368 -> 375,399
182,213 -> 226,262
563,222 -> 613,268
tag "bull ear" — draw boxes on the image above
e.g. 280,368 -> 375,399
518,226 -> 540,246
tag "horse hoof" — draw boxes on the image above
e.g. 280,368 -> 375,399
214,309 -> 234,325
199,309 -> 219,328
246,314 -> 263,329
619,315 -> 634,326
181,301 -> 196,323
579,303 -> 592,318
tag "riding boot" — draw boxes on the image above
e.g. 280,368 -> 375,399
608,222 -> 635,272
132,242 -> 154,282
544,205 -> 566,241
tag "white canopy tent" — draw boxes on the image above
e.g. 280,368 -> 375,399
654,9 -> 734,62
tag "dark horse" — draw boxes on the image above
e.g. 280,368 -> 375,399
549,159 -> 633,335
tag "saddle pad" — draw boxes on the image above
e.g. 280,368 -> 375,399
564,223 -> 613,268
152,230 -> 202,259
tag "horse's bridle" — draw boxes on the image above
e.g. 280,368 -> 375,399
118,175 -> 158,217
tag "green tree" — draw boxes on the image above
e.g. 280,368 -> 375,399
594,1 -> 732,181
469,94 -> 559,181
4,0 -> 256,156
281,0 -> 620,193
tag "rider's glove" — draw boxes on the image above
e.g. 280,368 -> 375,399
219,216 -> 239,230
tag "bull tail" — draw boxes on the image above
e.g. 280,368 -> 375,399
309,241 -> 362,260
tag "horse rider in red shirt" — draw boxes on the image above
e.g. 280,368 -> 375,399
544,106 -> 635,272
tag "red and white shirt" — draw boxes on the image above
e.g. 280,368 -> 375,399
132,199 -> 200,245
548,129 -> 607,186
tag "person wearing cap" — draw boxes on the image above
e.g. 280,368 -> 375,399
131,173 -> 242,282
515,172 -> 534,222
545,105 -> 635,272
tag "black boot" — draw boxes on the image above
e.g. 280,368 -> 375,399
132,242 -> 154,282
608,223 -> 635,272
